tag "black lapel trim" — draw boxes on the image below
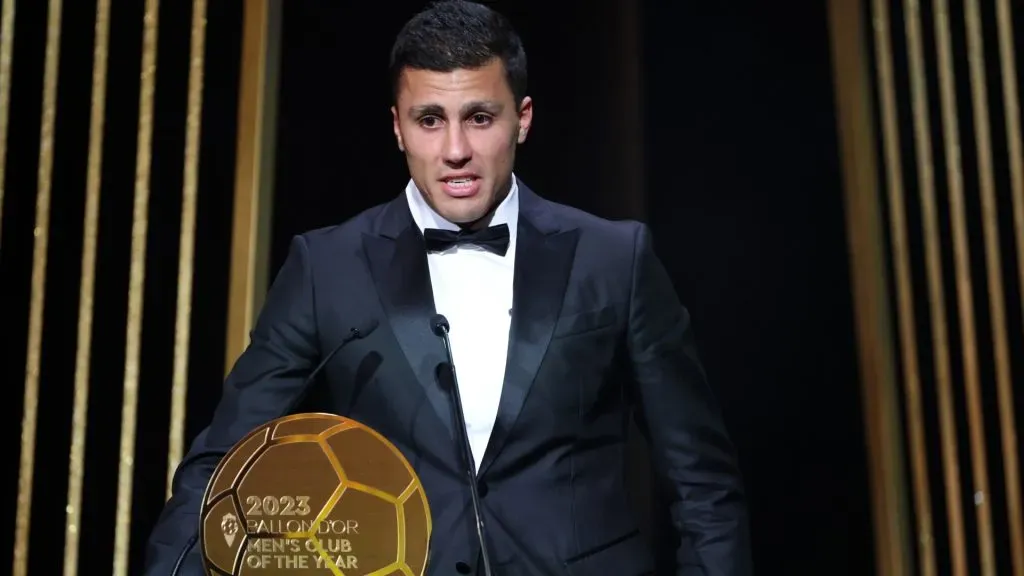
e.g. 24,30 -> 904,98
363,197 -> 455,442
477,185 -> 579,476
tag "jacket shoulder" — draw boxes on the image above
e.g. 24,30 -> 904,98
541,197 -> 647,245
287,201 -> 390,259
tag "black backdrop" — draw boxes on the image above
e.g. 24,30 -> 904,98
268,1 -> 872,574
0,1 -> 242,574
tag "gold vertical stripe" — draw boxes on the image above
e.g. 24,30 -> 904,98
113,1 -> 159,574
871,0 -> 939,573
997,0 -> 1024,342
168,0 -> 207,499
227,0 -> 270,374
999,0 -> 1024,337
0,0 -> 15,244
904,2 -> 967,574
964,1 -> 1017,573
827,0 -> 912,572
226,0 -> 281,375
13,1 -> 62,575
62,0 -> 111,574
933,1 -> 992,573
995,1 -> 1024,573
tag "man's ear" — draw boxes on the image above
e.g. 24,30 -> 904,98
391,106 -> 405,152
516,96 -> 533,144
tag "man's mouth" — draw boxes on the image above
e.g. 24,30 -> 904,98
440,175 -> 481,198
446,178 -> 474,188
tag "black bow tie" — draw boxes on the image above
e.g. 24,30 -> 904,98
423,224 -> 510,256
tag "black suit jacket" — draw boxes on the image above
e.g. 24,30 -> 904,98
144,182 -> 751,576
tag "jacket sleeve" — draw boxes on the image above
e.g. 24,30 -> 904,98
625,222 -> 753,576
142,235 -> 320,575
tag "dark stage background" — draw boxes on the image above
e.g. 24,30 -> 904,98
0,1 -> 876,575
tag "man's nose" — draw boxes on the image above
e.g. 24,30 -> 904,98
442,125 -> 471,166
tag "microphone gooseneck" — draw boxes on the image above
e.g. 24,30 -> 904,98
306,317 -> 380,384
169,318 -> 380,576
169,532 -> 198,576
430,314 -> 494,576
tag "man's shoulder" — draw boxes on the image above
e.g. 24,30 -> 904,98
551,200 -> 640,232
291,200 -> 393,253
519,189 -> 656,278
529,190 -> 647,246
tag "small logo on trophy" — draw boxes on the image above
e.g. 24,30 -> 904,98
220,512 -> 239,548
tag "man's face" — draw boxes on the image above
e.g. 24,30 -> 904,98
392,58 -> 532,227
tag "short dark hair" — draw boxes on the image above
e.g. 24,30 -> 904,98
389,0 -> 528,106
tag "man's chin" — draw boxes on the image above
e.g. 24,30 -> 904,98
437,206 -> 494,228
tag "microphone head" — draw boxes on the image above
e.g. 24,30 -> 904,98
352,317 -> 380,338
430,314 -> 450,336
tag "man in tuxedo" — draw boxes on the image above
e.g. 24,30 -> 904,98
144,1 -> 751,574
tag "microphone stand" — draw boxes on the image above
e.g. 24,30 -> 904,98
431,314 -> 494,576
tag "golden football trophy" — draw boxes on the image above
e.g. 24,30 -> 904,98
198,413 -> 431,575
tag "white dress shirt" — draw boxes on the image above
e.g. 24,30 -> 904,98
405,176 -> 518,471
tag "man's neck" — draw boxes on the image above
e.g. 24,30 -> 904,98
460,187 -> 510,231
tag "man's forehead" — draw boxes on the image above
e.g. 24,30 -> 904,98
401,57 -> 506,83
398,61 -> 510,96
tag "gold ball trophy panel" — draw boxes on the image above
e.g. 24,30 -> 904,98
199,413 -> 431,575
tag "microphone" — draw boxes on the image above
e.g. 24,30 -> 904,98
430,314 -> 494,576
303,318 -> 380,390
169,317 -> 380,575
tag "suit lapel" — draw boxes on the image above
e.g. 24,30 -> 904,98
477,185 -> 579,476
363,197 -> 454,442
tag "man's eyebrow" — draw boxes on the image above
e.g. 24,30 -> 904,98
406,101 -> 505,118
408,103 -> 445,117
461,100 -> 503,115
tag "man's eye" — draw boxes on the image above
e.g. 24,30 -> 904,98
419,116 -> 442,128
469,114 -> 492,126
